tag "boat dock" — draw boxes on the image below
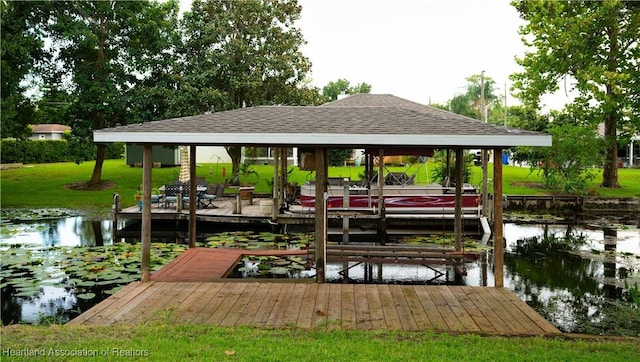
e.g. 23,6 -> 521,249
114,196 -> 484,239
69,248 -> 560,336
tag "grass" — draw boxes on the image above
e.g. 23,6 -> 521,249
2,324 -> 639,361
1,160 -> 639,211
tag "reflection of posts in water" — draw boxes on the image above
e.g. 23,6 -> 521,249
91,220 -> 104,247
603,228 -> 618,299
481,251 -> 488,287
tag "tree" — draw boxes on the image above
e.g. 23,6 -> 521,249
321,78 -> 372,102
510,0 -> 640,188
181,0 -> 313,181
0,1 -> 45,139
447,74 -> 499,122
44,0 -> 180,188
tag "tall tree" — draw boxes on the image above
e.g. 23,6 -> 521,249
510,0 -> 640,188
321,78 -> 372,102
448,74 -> 499,122
0,1 -> 45,139
46,0 -> 179,188
181,0 -> 312,179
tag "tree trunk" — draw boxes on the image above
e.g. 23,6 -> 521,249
601,21 -> 620,189
601,114 -> 620,188
226,145 -> 242,185
88,144 -> 106,186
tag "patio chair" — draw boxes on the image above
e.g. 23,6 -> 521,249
199,183 -> 221,208
163,183 -> 183,208
181,184 -> 199,208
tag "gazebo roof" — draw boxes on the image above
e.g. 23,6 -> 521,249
93,94 -> 551,148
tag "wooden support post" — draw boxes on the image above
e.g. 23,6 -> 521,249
343,177 -> 350,244
141,144 -> 152,282
315,147 -> 327,283
188,146 -> 197,248
445,149 -> 451,187
455,148 -> 463,251
273,148 -> 280,220
482,149 -> 489,217
377,149 -> 386,244
493,147 -> 504,287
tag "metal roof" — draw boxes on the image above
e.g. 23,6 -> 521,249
93,94 -> 551,148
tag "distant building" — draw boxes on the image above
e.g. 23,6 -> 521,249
29,124 -> 71,140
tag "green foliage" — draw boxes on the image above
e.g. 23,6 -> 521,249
0,139 -> 71,164
447,74 -> 499,122
328,149 -> 353,167
516,123 -> 603,195
230,163 -> 260,186
0,1 -> 44,139
510,0 -> 640,188
322,78 -> 373,102
43,0 -> 180,183
625,279 -> 639,307
429,150 -> 474,185
181,0 -> 314,176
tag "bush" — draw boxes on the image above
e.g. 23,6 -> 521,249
1,139 -> 71,164
430,150 -> 474,184
328,149 -> 352,166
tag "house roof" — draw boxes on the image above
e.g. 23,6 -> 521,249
31,124 -> 71,133
93,94 -> 551,148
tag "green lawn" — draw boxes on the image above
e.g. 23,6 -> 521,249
1,160 -> 638,210
2,324 -> 638,362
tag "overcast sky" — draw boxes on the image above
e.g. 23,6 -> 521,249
180,0 -> 570,110
298,0 -> 530,106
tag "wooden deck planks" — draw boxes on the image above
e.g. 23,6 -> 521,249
150,248 -> 308,282
400,285 -> 433,330
353,284 -> 373,330
70,282 -> 561,336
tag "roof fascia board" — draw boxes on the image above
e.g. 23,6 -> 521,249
94,132 -> 551,147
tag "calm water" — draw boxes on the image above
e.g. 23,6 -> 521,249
1,213 -> 638,334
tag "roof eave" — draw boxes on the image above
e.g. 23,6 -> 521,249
94,131 -> 552,148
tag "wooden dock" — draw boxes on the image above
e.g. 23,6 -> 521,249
68,281 -> 561,336
69,248 -> 561,336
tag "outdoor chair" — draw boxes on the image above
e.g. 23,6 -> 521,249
163,183 -> 183,208
181,184 -> 198,208
199,184 -> 221,209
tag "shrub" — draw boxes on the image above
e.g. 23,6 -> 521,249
0,139 -> 71,164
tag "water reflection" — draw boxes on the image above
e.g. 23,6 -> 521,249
2,217 -> 113,247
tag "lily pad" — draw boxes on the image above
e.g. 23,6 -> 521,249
76,292 -> 96,300
269,267 -> 289,275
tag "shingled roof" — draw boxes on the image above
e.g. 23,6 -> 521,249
94,94 -> 550,148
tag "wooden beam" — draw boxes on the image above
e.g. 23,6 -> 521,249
493,148 -> 504,287
314,147 -> 327,283
273,148 -> 280,220
377,149 -> 387,244
141,144 -> 152,282
188,145 -> 197,248
455,148 -> 463,251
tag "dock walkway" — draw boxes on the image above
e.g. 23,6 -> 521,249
70,248 -> 561,336
69,281 -> 561,336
